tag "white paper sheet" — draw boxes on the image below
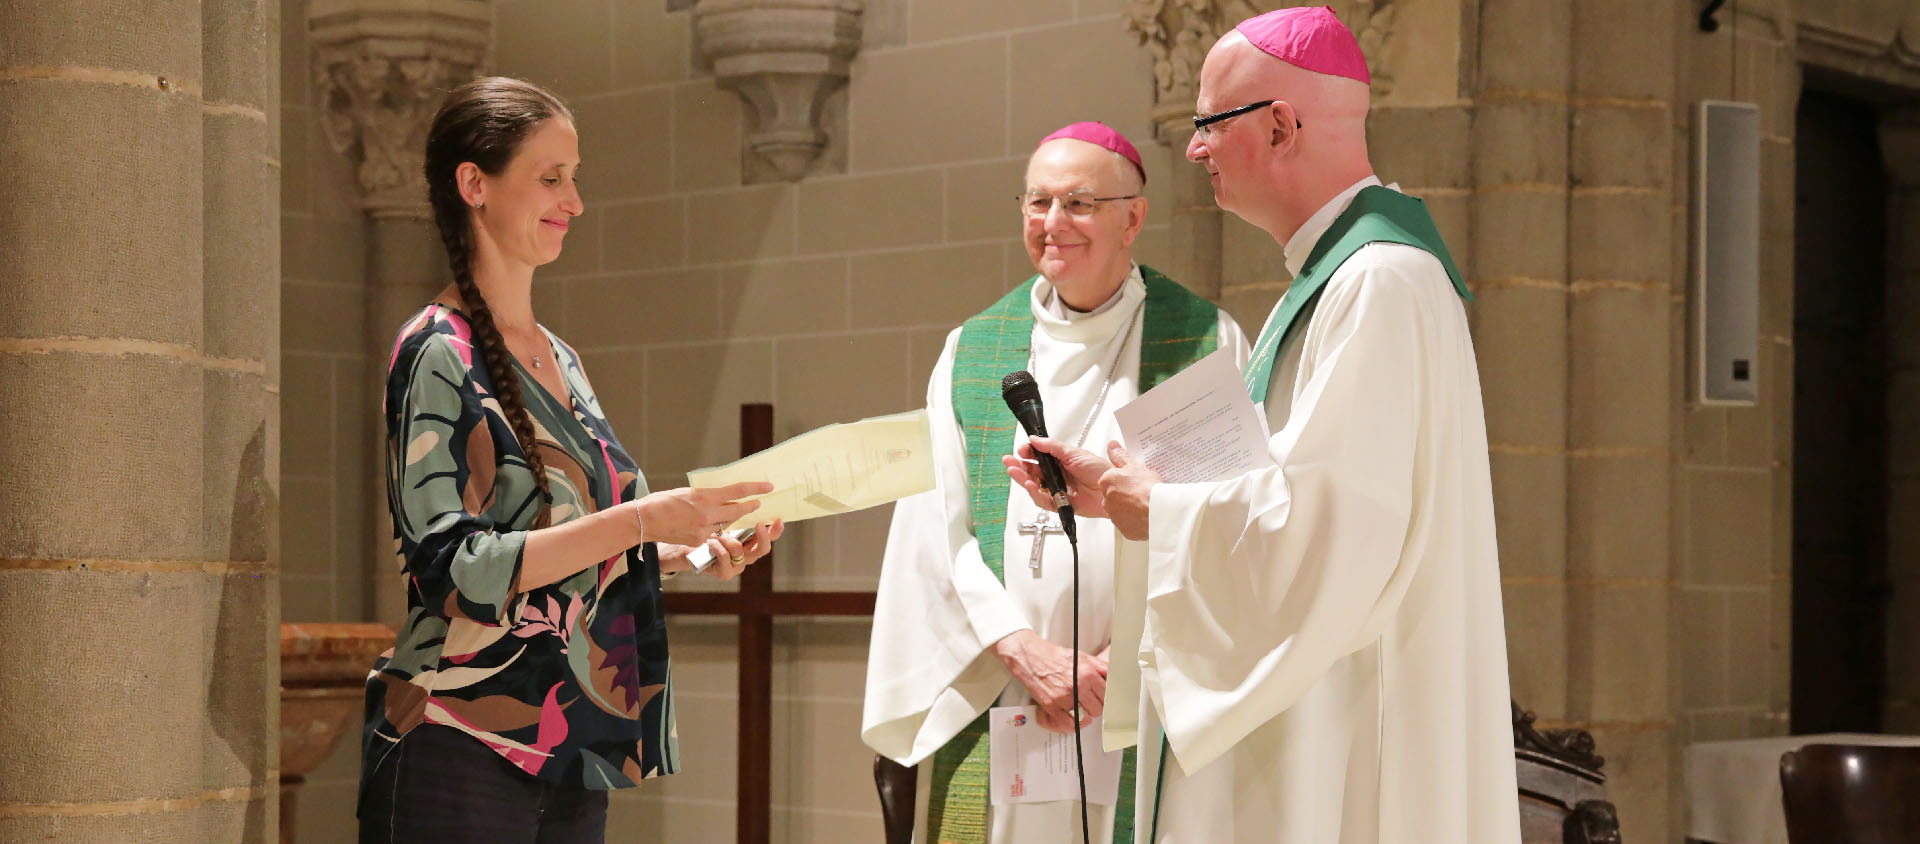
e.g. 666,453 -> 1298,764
686,409 -> 936,531
1111,348 -> 1272,483
987,705 -> 1124,807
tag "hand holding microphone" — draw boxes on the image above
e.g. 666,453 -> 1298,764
1000,371 -> 1076,539
1000,372 -> 1114,521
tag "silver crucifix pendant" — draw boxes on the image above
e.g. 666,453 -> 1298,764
1017,512 -> 1064,577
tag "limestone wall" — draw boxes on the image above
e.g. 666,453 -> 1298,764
277,0 -> 372,631
1669,0 -> 1799,776
274,0 -> 376,838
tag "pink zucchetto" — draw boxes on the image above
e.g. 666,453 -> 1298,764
1233,5 -> 1371,85
1037,121 -> 1147,184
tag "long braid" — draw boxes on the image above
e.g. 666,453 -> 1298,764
425,77 -> 574,529
440,210 -> 554,529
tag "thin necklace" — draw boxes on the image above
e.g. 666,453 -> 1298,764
522,330 -> 545,369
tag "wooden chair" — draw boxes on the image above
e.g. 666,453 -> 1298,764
875,754 -> 915,844
1780,743 -> 1920,843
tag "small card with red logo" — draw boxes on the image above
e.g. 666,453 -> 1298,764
986,705 -> 1124,807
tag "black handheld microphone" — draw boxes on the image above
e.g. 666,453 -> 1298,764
1001,370 -> 1076,543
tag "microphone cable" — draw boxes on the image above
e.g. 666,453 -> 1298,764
1069,523 -> 1090,844
998,367 -> 1103,842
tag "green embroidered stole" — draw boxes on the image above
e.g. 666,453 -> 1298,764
926,266 -> 1218,844
1242,186 -> 1470,404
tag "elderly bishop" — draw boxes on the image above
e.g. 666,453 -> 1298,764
862,122 -> 1250,844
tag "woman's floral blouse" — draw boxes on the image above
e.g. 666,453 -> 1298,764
361,303 -> 677,795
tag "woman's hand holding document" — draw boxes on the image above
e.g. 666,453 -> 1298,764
1111,349 -> 1272,483
686,409 -> 936,531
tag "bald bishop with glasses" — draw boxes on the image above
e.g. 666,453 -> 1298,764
1008,7 -> 1521,843
861,121 -> 1248,844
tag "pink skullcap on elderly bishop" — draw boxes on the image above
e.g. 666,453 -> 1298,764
1037,121 -> 1146,184
1233,5 -> 1371,85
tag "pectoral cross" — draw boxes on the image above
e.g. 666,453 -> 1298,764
1017,512 -> 1065,577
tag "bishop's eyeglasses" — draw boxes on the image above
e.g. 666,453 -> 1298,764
1017,191 -> 1140,218
1192,100 -> 1303,137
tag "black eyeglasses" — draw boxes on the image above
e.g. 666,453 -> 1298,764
1192,100 -> 1302,137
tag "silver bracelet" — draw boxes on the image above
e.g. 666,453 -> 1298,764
635,502 -> 679,578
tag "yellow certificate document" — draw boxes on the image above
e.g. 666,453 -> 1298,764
686,409 -> 935,530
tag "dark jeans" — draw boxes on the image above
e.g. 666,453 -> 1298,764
359,725 -> 608,844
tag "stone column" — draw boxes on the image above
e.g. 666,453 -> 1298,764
202,0 -> 284,838
0,0 -> 277,840
1881,106 -> 1920,730
1469,0 -> 1574,733
309,0 -> 489,629
1561,0 -> 1678,838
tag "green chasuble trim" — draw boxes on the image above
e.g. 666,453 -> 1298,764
1242,185 -> 1471,405
926,266 -> 1218,844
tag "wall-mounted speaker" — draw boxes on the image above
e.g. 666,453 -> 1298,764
1695,100 -> 1762,405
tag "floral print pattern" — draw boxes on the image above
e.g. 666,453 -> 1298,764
361,304 -> 677,796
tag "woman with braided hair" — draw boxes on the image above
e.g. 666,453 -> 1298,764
357,76 -> 782,843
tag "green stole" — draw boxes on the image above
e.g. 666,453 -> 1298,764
1241,185 -> 1470,404
925,266 -> 1219,844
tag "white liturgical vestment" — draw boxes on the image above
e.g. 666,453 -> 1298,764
863,267 -> 1249,844
1125,179 -> 1522,843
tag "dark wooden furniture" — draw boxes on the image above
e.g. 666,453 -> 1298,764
1514,703 -> 1623,844
875,754 -> 916,844
660,404 -> 878,844
1779,743 -> 1920,843
875,701 -> 1624,842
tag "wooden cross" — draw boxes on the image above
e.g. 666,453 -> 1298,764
1016,511 -> 1064,576
661,403 -> 878,844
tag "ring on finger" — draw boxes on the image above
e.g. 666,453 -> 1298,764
728,554 -> 746,564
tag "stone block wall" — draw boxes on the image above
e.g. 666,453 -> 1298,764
277,0 -> 372,631
276,0 -> 375,838
1669,0 -> 1798,768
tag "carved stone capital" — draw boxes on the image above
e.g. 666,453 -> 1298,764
1124,0 -> 1258,143
694,0 -> 862,182
309,0 -> 490,218
1124,0 -> 1398,143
